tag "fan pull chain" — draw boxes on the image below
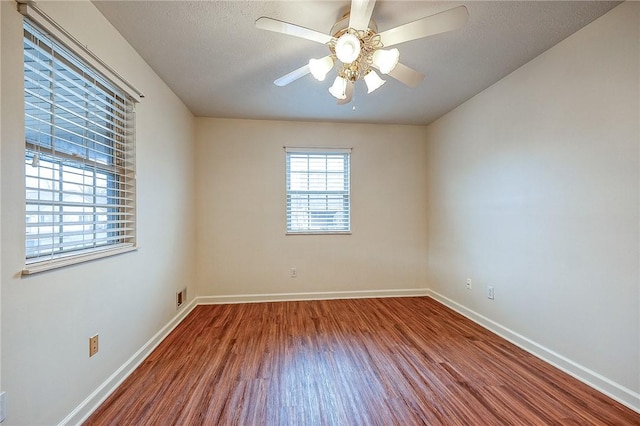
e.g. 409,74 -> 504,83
352,89 -> 357,111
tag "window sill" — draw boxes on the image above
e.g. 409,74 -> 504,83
22,244 -> 137,276
286,231 -> 352,236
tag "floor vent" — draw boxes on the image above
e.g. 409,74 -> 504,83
176,288 -> 187,310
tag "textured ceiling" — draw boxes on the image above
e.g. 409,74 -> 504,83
93,1 -> 621,125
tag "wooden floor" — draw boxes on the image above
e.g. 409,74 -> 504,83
85,297 -> 639,425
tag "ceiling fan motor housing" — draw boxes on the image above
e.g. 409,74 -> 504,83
331,11 -> 378,36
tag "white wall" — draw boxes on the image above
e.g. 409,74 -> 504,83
1,1 -> 195,424
425,2 -> 639,409
194,118 -> 428,299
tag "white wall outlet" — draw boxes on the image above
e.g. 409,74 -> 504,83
291,267 -> 297,278
488,286 -> 495,300
466,278 -> 472,290
0,391 -> 6,422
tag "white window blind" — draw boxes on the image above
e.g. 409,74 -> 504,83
23,20 -> 137,269
285,148 -> 351,234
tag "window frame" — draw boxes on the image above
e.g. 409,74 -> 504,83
21,17 -> 139,275
285,147 -> 352,235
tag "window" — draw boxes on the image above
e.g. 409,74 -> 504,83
285,148 -> 351,234
23,20 -> 136,270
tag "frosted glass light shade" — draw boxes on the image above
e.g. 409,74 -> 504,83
329,76 -> 347,99
335,33 -> 361,64
364,70 -> 386,93
372,48 -> 400,74
309,57 -> 334,81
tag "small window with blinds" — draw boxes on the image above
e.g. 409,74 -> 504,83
285,148 -> 351,234
23,20 -> 136,268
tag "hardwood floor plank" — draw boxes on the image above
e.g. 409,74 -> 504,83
84,297 -> 640,425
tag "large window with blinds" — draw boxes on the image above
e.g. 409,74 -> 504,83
23,20 -> 136,268
285,148 -> 351,234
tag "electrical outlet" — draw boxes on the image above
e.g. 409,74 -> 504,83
89,334 -> 99,357
466,278 -> 472,290
291,267 -> 297,278
488,286 -> 495,300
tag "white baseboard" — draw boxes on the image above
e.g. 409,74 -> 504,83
62,287 -> 638,424
196,288 -> 428,305
427,289 -> 640,414
59,299 -> 199,426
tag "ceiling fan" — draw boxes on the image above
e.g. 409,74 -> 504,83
255,0 -> 468,105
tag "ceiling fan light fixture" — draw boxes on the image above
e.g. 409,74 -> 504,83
329,76 -> 348,99
364,70 -> 386,93
372,48 -> 400,74
257,5 -> 468,104
335,33 -> 361,64
309,56 -> 334,81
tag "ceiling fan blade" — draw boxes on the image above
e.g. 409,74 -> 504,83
337,80 -> 355,105
256,17 -> 333,45
274,64 -> 311,87
387,63 -> 425,88
378,5 -> 468,47
349,0 -> 377,31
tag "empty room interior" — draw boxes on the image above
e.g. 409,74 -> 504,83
1,0 -> 639,424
